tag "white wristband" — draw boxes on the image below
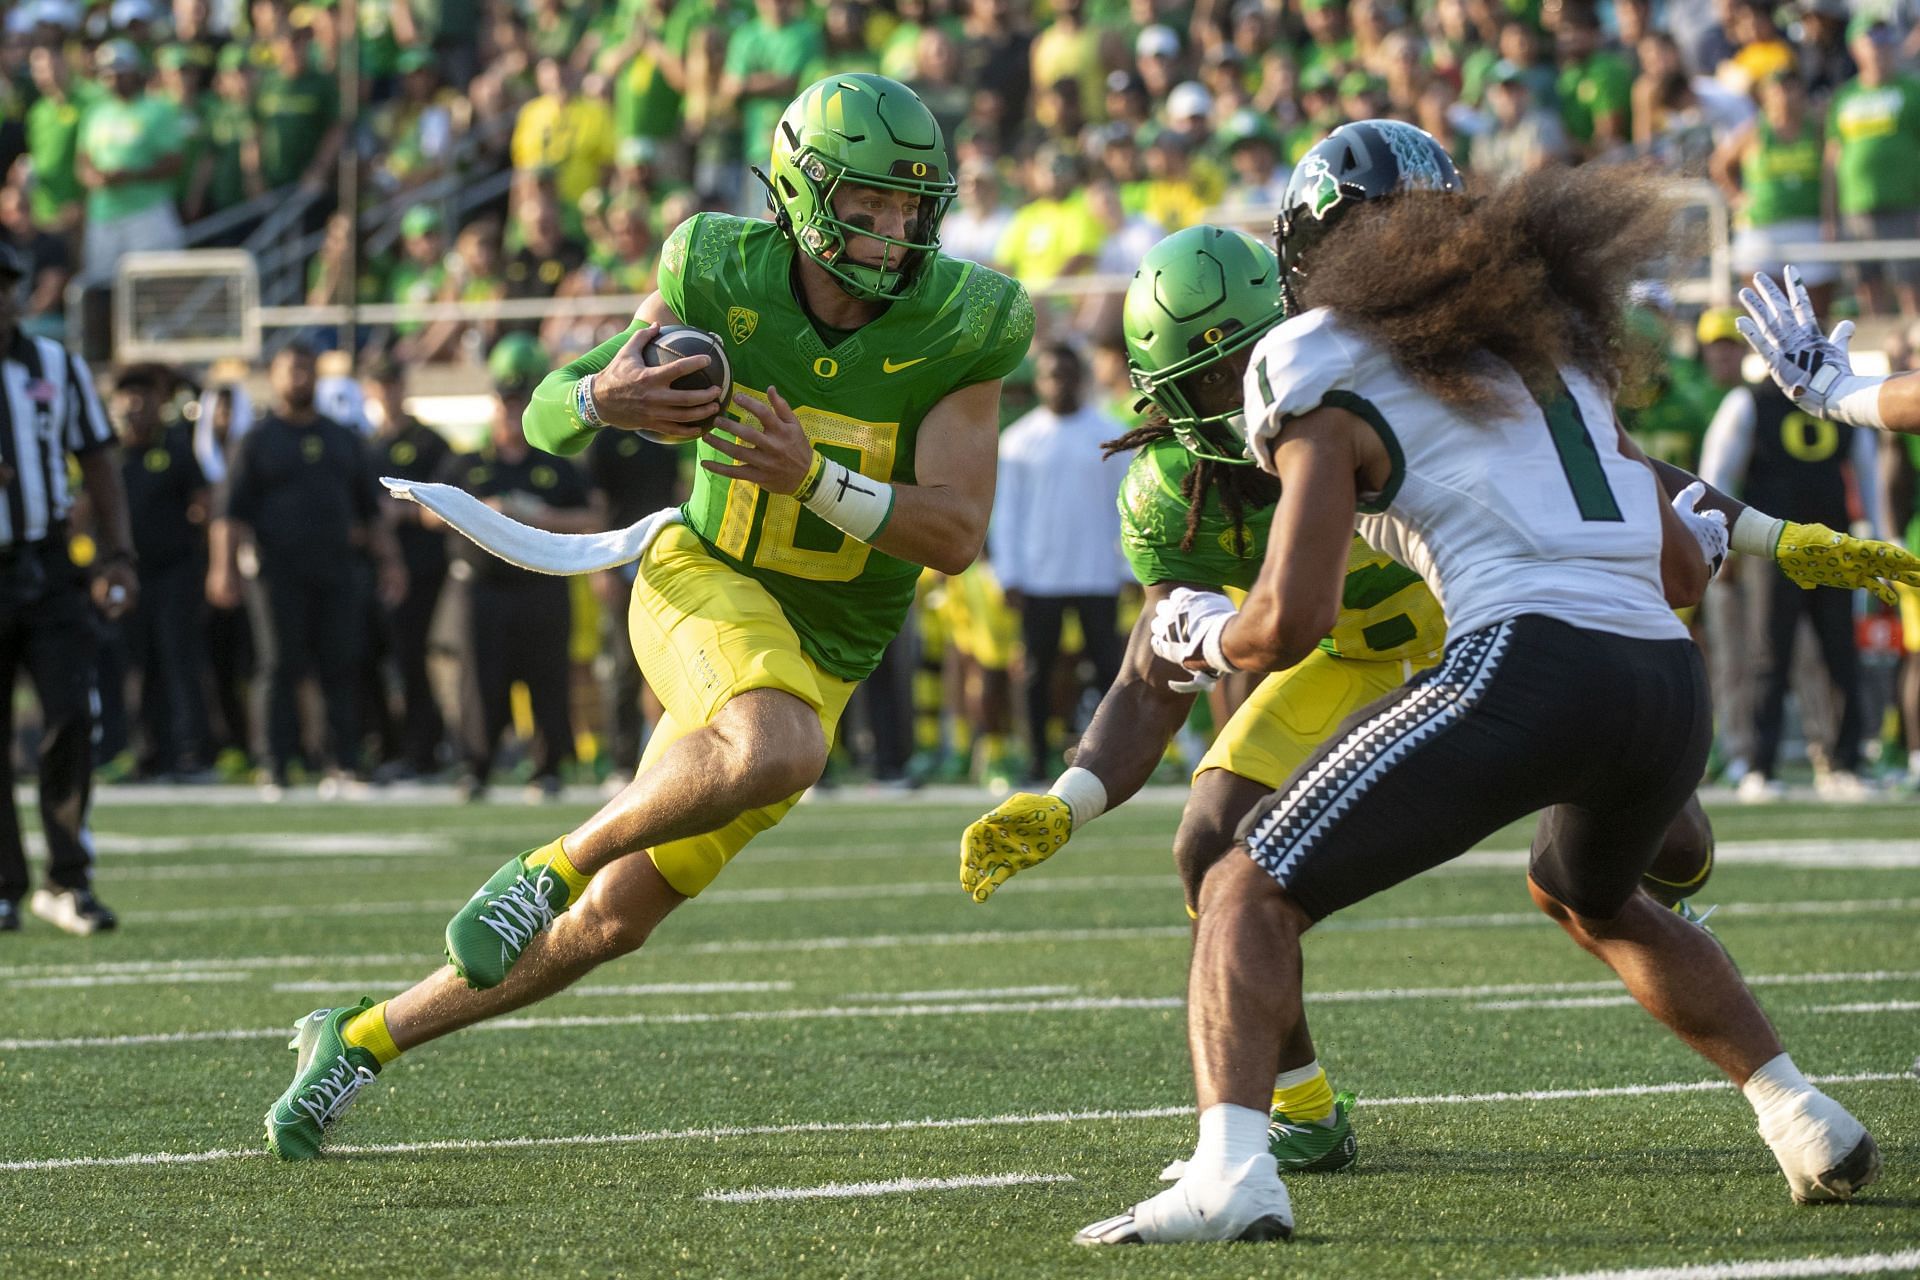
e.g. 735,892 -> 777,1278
1047,766 -> 1109,830
1730,507 -> 1786,558
1200,618 -> 1239,675
798,455 -> 895,544
1831,375 -> 1888,430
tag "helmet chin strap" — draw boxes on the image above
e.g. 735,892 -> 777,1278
750,166 -> 792,234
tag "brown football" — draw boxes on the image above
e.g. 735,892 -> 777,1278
641,325 -> 732,433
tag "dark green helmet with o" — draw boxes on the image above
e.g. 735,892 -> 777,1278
1123,225 -> 1287,465
765,73 -> 957,301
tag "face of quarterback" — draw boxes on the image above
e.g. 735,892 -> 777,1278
833,182 -> 923,272
1181,345 -> 1255,420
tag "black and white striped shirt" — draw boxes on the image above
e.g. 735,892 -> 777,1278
0,333 -> 114,547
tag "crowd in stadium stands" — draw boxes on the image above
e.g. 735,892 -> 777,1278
5,0 -> 1920,799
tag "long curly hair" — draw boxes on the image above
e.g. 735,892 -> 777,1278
1296,165 -> 1687,410
1101,411 -> 1279,557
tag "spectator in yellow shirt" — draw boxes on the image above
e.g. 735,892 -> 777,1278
509,57 -> 616,207
995,145 -> 1102,285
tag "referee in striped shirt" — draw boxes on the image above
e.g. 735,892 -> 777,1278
0,240 -> 137,936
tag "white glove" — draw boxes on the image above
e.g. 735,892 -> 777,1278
1149,588 -> 1239,689
1670,481 -> 1728,578
1735,268 -> 1882,426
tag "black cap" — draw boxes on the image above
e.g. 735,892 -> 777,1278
0,240 -> 26,281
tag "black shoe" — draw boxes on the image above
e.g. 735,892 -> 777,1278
0,900 -> 19,932
31,887 -> 117,935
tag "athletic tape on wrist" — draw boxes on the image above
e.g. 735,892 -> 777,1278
575,375 -> 605,427
1048,766 -> 1108,829
1731,507 -> 1786,559
1200,615 -> 1239,675
799,455 -> 894,544
1832,375 -> 1888,430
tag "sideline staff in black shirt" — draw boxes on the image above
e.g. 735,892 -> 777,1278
209,343 -> 404,789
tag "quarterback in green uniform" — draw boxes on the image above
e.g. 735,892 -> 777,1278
265,73 -> 1032,1159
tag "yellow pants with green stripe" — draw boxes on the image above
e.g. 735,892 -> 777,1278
627,524 -> 857,897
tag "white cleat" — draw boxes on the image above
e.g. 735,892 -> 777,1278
1075,1155 -> 1294,1245
1759,1089 -> 1882,1204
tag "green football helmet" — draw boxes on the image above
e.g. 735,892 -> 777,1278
1123,225 -> 1288,465
765,73 -> 957,301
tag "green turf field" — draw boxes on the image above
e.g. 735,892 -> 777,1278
2,795 -> 1915,1279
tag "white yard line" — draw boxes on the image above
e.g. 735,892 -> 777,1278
0,996 -> 1188,1051
1807,1001 -> 1920,1014
1476,995 -> 1644,1011
0,1070 -> 1907,1175
1452,840 -> 1920,871
701,1172 -> 1075,1203
9,971 -> 243,990
852,985 -> 1080,1002
268,979 -> 797,997
1512,1248 -> 1920,1280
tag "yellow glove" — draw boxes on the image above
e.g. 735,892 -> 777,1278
1774,521 -> 1920,607
959,792 -> 1074,903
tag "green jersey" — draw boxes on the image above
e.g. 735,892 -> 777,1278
527,213 -> 1033,680
1742,116 -> 1823,227
1828,75 -> 1920,216
77,93 -> 186,222
1118,437 -> 1444,663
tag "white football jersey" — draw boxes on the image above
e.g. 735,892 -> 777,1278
1242,307 -> 1688,643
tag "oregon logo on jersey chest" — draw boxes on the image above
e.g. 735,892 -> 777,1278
812,356 -> 840,380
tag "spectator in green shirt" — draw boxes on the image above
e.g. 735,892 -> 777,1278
155,44 -> 212,212
187,45 -> 264,222
256,25 -> 345,193
24,45 -> 95,232
388,205 -> 448,353
76,40 -> 187,283
721,0 -> 825,178
1554,7 -> 1633,155
1826,15 -> 1920,317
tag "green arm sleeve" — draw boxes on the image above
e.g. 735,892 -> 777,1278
522,323 -> 642,457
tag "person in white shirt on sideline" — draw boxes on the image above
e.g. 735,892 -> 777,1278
991,342 -> 1132,782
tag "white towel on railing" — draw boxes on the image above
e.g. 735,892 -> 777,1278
382,478 -> 681,575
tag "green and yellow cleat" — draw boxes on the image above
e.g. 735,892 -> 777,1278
444,850 -> 569,990
1270,1090 -> 1358,1173
265,1000 -> 381,1160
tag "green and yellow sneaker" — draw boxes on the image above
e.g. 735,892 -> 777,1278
1270,1090 -> 1358,1173
444,850 -> 569,990
265,1000 -> 381,1160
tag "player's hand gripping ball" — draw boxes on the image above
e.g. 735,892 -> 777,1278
960,793 -> 1075,903
635,325 -> 731,442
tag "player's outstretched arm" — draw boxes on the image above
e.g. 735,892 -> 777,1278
1737,267 -> 1920,433
960,582 -> 1207,903
1645,455 -> 1920,605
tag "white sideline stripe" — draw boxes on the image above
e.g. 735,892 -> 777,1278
1513,1247 -> 1920,1280
1807,1001 -> 1920,1014
0,952 -> 426,979
856,985 -> 1080,1002
702,1172 -> 1074,1203
31,833 -> 451,859
10,971 -> 242,990
1452,839 -> 1920,871
1313,970 -> 1920,1004
0,996 -> 1187,1050
1477,996 -> 1643,1011
1,1071 -> 1906,1175
268,980 -> 797,997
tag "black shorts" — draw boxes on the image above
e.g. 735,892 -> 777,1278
1233,614 -> 1711,921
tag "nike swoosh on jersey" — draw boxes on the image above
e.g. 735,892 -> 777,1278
882,357 -> 928,373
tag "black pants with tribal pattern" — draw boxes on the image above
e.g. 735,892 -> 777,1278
1233,615 -> 1712,922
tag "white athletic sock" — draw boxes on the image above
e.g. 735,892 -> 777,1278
1191,1103 -> 1270,1171
1743,1052 -> 1815,1120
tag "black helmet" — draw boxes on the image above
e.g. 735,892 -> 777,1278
1275,119 -> 1461,300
